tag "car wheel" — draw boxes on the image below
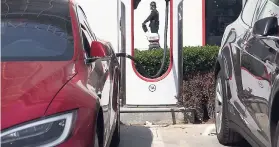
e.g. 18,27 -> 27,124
110,111 -> 120,147
215,71 -> 242,146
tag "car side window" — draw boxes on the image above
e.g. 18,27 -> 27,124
77,7 -> 93,56
84,19 -> 97,40
81,29 -> 91,56
241,0 -> 261,26
77,6 -> 97,40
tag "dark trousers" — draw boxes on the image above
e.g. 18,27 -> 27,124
150,23 -> 158,33
150,27 -> 158,33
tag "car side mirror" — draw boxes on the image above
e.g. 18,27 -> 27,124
85,41 -> 106,64
90,41 -> 106,57
253,16 -> 279,37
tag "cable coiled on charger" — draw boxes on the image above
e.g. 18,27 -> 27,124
117,0 -> 170,79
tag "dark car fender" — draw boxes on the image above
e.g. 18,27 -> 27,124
215,49 -> 230,81
215,55 -> 224,77
215,29 -> 238,81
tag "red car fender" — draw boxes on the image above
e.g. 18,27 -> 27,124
44,73 -> 101,146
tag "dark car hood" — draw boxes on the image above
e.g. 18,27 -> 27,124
1,61 -> 76,129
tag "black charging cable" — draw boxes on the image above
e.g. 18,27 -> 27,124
115,52 -> 154,78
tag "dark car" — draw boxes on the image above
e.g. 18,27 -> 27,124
214,0 -> 279,147
1,0 -> 120,147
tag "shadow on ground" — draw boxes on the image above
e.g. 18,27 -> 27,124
119,125 -> 153,147
119,124 -> 252,147
231,140 -> 252,147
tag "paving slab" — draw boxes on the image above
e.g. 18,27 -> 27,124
119,124 -> 250,147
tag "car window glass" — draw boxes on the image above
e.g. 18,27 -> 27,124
77,7 -> 93,56
81,24 -> 92,44
1,17 -> 74,61
241,0 -> 261,26
1,0 -> 74,61
77,8 -> 92,41
205,0 -> 242,46
77,6 -> 97,40
85,20 -> 97,40
81,31 -> 91,56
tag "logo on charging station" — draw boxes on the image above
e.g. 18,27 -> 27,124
149,84 -> 156,92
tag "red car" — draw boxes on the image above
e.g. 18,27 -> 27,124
1,0 -> 121,147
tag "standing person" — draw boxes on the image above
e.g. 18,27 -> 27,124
142,1 -> 159,33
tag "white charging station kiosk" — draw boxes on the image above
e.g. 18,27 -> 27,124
119,0 -> 184,105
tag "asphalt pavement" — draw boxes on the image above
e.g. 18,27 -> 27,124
119,124 -> 249,147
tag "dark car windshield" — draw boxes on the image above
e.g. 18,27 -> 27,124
1,0 -> 74,61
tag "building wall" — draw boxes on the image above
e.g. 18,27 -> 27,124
78,0 -> 120,52
134,0 -> 204,50
182,0 -> 204,47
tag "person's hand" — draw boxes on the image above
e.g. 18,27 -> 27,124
142,22 -> 146,26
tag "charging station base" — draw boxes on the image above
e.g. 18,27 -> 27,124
120,106 -> 195,125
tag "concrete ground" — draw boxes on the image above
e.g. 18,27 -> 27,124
119,124 -> 250,147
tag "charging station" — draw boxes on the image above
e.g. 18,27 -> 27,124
77,0 -> 200,106
119,0 -> 184,106
76,0 -> 245,124
77,0 -> 187,124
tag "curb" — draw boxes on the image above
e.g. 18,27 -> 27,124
120,106 -> 196,125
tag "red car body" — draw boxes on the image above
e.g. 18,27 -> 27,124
1,0 -> 120,147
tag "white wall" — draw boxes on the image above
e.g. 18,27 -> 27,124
77,0 -> 120,52
134,0 -> 203,50
78,0 -> 204,51
183,0 -> 203,46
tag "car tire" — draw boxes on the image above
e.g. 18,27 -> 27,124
215,71 -> 243,146
273,122 -> 279,147
110,111 -> 120,147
